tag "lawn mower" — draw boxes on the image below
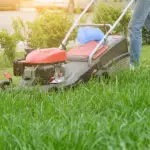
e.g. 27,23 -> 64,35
0,0 -> 134,92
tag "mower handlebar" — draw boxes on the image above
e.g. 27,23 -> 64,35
88,0 -> 135,66
59,0 -> 95,49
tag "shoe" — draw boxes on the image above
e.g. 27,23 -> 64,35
130,64 -> 135,71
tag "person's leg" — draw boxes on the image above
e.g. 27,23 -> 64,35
145,12 -> 150,32
128,0 -> 150,66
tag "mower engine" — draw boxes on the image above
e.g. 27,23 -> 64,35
23,65 -> 55,85
13,48 -> 67,86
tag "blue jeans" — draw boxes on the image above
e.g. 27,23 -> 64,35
128,0 -> 150,66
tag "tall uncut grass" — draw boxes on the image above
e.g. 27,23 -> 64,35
0,67 -> 150,150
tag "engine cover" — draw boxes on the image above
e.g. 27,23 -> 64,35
25,48 -> 67,64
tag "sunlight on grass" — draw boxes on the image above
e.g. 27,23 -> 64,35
0,66 -> 150,149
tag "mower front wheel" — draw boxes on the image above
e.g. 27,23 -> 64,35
18,79 -> 33,87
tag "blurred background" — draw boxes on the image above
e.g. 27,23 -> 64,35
0,0 -> 132,32
0,0 -> 131,11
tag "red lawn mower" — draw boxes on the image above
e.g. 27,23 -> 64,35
0,0 -> 134,92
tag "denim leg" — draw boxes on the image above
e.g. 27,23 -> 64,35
145,12 -> 150,32
128,0 -> 150,66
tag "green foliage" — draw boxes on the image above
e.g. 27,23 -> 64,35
92,3 -> 131,37
0,29 -> 17,66
11,11 -> 76,50
0,17 -> 27,68
26,11 -> 76,49
0,11 -> 76,68
75,3 -> 81,14
142,27 -> 150,44
12,17 -> 29,43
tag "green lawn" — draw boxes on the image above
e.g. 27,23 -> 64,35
141,45 -> 150,65
0,45 -> 150,149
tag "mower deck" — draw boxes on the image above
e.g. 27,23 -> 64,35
15,35 -> 129,92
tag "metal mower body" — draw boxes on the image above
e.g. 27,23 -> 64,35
13,35 -> 129,92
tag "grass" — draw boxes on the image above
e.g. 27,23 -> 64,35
0,51 -> 24,82
141,45 -> 150,65
0,45 -> 150,149
0,67 -> 150,149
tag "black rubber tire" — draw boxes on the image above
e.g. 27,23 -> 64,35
18,79 -> 32,87
0,81 -> 10,90
96,71 -> 110,83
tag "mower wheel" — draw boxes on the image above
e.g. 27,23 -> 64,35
96,71 -> 110,83
0,81 -> 10,90
18,79 -> 32,87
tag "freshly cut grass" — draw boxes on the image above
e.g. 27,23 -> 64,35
0,66 -> 150,150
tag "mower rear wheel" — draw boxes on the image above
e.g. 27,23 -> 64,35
96,71 -> 110,83
106,56 -> 130,76
0,81 -> 10,90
